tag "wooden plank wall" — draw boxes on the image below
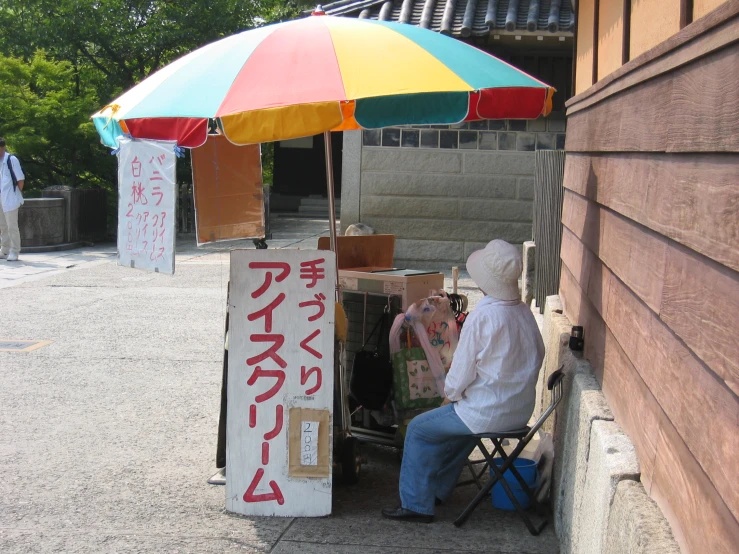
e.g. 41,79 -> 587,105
561,4 -> 739,553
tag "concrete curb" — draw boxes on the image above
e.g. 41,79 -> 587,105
22,241 -> 88,253
604,480 -> 681,554
553,372 -> 614,552
575,420 -> 640,554
540,293 -> 681,554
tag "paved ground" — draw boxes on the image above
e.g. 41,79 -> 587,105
0,215 -> 558,553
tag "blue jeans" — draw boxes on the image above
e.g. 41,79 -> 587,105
399,404 -> 476,515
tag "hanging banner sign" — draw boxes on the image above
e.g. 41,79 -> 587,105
117,137 -> 177,274
227,249 -> 336,517
191,136 -> 265,245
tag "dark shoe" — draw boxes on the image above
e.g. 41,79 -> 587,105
381,506 -> 434,523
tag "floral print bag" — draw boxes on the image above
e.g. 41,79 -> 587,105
391,326 -> 444,410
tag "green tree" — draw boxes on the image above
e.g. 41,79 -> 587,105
0,52 -> 114,194
1,0 -> 301,94
0,0 -> 302,198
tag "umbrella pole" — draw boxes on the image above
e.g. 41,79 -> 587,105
323,131 -> 341,296
323,131 -> 338,253
324,132 -> 350,438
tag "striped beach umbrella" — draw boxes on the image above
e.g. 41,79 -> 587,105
92,13 -> 554,149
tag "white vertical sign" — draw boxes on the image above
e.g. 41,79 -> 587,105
117,137 -> 177,274
227,249 -> 336,517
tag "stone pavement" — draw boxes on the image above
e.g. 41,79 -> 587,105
0,215 -> 557,553
0,216 -> 336,289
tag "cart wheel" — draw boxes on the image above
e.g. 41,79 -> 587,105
253,239 -> 268,249
341,437 -> 362,485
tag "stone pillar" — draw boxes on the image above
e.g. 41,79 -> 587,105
521,241 -> 536,305
340,130 -> 362,235
42,185 -> 74,242
18,198 -> 65,246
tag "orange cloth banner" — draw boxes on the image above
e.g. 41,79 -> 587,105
191,135 -> 265,244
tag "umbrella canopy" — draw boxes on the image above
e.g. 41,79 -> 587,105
93,14 -> 554,149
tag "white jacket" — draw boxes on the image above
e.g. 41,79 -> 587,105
0,153 -> 25,212
444,296 -> 545,434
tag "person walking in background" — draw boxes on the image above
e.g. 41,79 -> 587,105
0,138 -> 25,262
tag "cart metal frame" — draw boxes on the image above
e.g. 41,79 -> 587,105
342,290 -> 404,449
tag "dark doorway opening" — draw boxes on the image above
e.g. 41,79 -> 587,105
272,132 -> 343,211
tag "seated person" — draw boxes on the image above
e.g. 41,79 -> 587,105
382,239 -> 545,523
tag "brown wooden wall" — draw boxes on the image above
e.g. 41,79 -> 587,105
562,3 -> 739,553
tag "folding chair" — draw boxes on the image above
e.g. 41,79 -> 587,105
457,442 -> 510,489
454,369 -> 565,534
457,456 -> 488,489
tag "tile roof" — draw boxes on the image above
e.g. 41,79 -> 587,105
319,0 -> 575,37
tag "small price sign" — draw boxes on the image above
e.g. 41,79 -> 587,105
301,421 -> 320,466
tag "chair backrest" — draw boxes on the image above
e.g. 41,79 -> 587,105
547,368 -> 565,392
520,366 -> 565,445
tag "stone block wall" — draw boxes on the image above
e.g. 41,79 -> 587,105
360,117 -> 567,152
340,115 -> 566,270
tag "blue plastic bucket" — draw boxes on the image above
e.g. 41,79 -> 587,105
491,458 -> 539,511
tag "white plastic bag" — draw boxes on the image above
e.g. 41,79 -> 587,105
388,296 -> 460,398
533,432 -> 555,503
421,295 -> 459,371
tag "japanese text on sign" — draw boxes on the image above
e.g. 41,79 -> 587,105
116,137 -> 176,274
226,250 -> 336,517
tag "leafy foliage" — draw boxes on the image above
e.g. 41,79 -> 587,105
1,0 -> 301,91
261,142 -> 275,186
0,0 -> 302,197
0,52 -> 114,194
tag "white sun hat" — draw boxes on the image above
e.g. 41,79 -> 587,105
466,239 -> 522,301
